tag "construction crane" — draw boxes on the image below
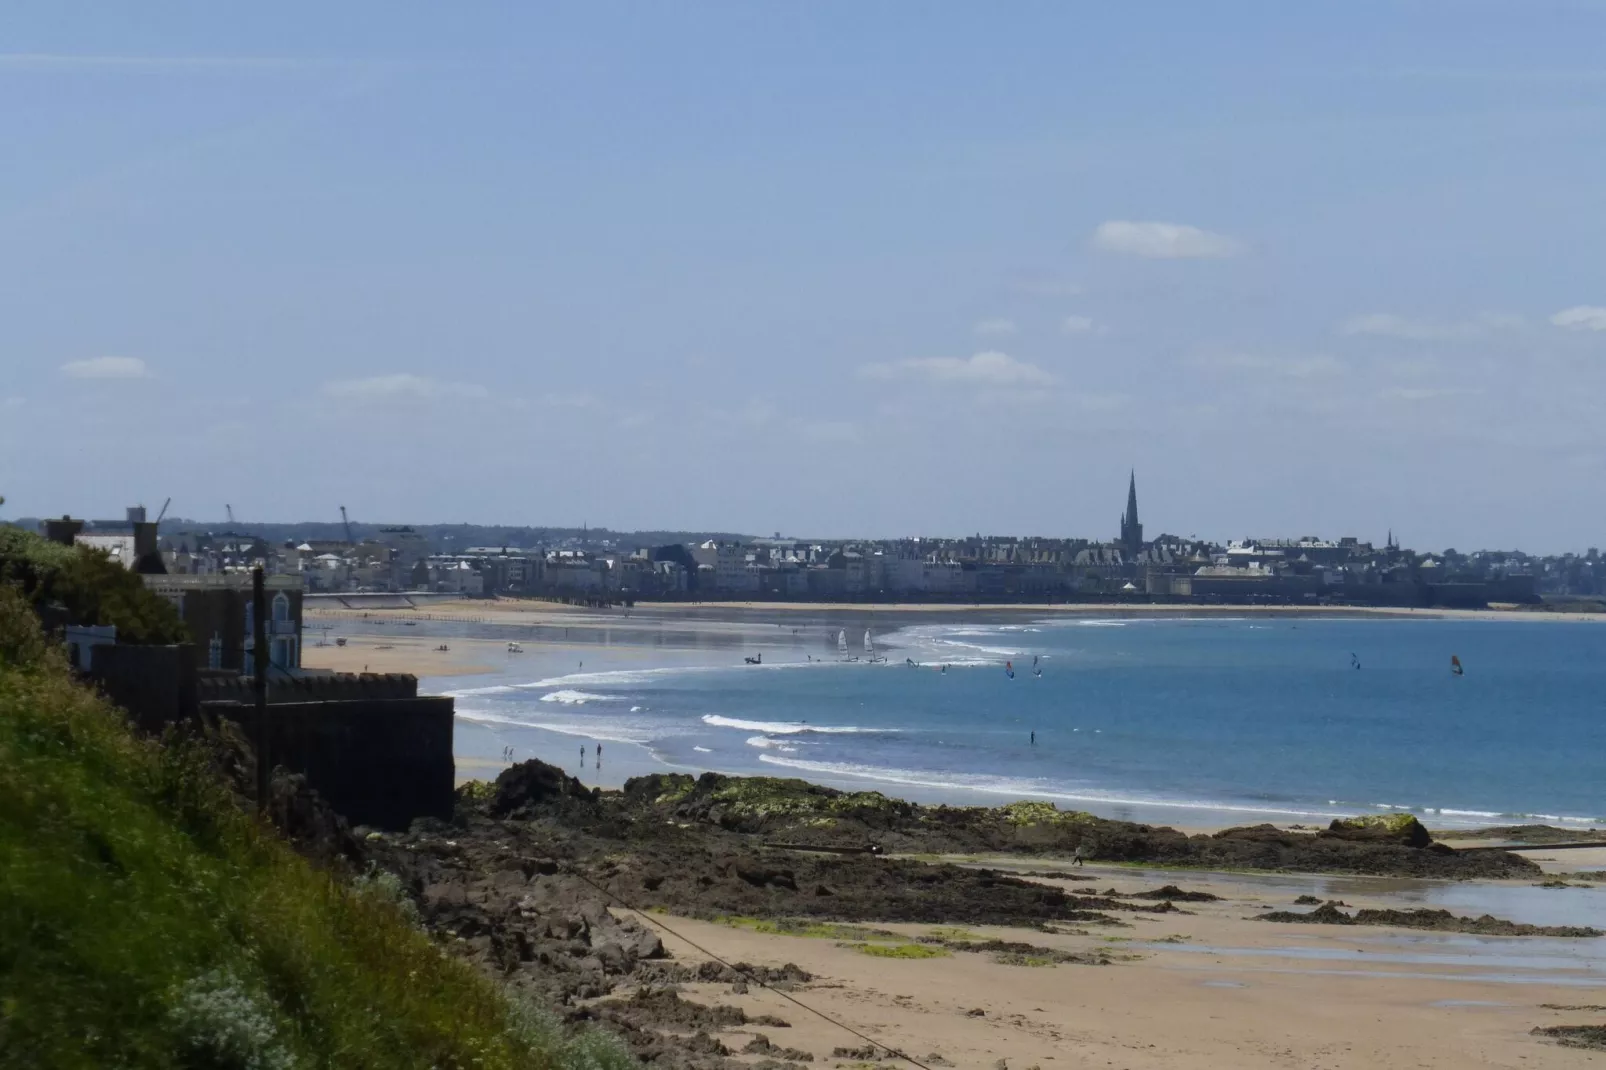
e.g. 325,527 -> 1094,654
154,497 -> 171,525
340,505 -> 354,546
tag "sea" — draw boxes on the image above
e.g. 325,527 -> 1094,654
445,615 -> 1606,830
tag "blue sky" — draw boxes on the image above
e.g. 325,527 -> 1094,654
3,2 -> 1605,550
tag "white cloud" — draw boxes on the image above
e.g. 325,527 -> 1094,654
1551,306 -> 1606,332
60,356 -> 150,379
1340,311 -> 1519,341
1090,220 -> 1242,259
796,420 -> 860,443
321,373 -> 488,401
1187,352 -> 1346,378
1061,315 -> 1097,335
859,351 -> 1055,386
973,318 -> 1018,337
2,397 -> 22,409
1379,386 -> 1484,402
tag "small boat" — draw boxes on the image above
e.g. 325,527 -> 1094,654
1451,655 -> 1464,677
508,642 -> 523,653
335,637 -> 347,647
744,653 -> 762,665
864,629 -> 887,664
837,629 -> 848,654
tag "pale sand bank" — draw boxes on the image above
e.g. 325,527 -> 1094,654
300,635 -> 504,676
621,863 -> 1605,1069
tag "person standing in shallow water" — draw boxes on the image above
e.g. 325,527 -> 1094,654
579,745 -> 586,769
1030,730 -> 1036,746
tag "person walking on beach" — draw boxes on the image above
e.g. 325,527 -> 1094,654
1072,843 -> 1086,867
579,745 -> 587,769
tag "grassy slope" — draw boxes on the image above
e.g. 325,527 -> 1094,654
0,586 -> 626,1070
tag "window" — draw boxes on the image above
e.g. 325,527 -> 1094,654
272,592 -> 290,623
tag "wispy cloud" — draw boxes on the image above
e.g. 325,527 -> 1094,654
0,53 -> 352,74
973,318 -> 1018,337
859,351 -> 1055,387
1090,220 -> 1242,259
61,356 -> 150,379
1340,311 -> 1520,341
1551,306 -> 1606,332
1061,315 -> 1101,335
3,396 -> 23,409
1379,386 -> 1484,402
321,373 -> 488,401
1186,351 -> 1345,378
795,420 -> 860,444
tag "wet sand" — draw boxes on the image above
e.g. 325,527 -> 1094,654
623,861 -> 1606,1069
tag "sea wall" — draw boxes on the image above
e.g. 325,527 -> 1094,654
204,697 -> 456,829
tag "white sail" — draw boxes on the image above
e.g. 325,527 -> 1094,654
863,629 -> 874,653
837,629 -> 847,652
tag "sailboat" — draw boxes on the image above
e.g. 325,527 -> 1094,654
838,628 -> 856,662
1005,660 -> 1016,680
1450,655 -> 1464,677
864,629 -> 887,664
1032,654 -> 1042,678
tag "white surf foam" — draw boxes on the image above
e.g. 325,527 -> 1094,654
752,755 -> 1355,821
454,708 -> 651,744
540,689 -> 612,705
693,746 -> 712,753
702,714 -> 879,735
745,735 -> 799,753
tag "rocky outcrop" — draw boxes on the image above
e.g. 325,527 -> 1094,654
1321,814 -> 1432,848
1257,903 -> 1602,937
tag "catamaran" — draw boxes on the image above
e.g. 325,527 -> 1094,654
864,629 -> 887,664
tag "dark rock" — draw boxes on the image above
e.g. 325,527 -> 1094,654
744,1034 -> 814,1061
488,759 -> 598,819
1321,814 -> 1433,849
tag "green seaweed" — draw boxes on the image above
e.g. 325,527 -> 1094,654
845,942 -> 950,960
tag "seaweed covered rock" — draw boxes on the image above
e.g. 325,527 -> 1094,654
487,758 -> 599,819
1322,813 -> 1432,849
627,772 -> 914,833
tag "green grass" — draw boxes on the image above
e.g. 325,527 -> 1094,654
0,585 -> 628,1070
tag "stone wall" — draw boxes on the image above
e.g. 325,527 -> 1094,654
204,697 -> 455,829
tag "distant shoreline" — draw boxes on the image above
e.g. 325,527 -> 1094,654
305,597 -> 1606,624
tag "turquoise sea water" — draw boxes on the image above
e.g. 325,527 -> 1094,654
447,616 -> 1606,828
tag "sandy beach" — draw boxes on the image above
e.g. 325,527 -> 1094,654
622,865 -> 1606,1070
324,600 -> 1606,1066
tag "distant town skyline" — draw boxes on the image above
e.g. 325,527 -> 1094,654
3,4 -> 1605,552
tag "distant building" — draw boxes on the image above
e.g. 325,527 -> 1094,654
143,574 -> 304,674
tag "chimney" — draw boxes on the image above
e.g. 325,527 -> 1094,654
133,520 -> 166,575
43,515 -> 84,546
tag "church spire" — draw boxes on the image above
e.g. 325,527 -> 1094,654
1119,470 -> 1143,554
